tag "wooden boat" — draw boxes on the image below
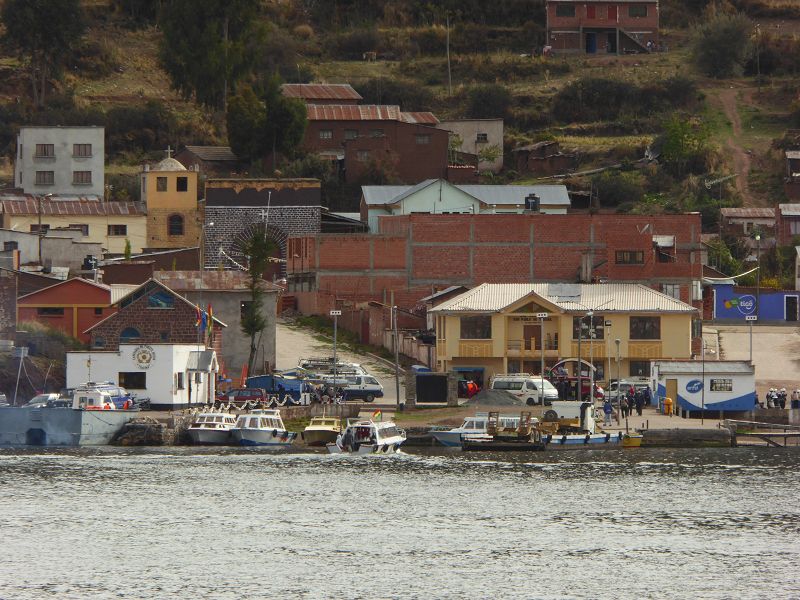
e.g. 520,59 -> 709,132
622,433 -> 643,448
302,416 -> 342,447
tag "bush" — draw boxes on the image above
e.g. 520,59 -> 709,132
105,100 -> 176,158
324,28 -> 380,59
355,77 -> 434,111
691,12 -> 752,78
293,24 -> 314,40
465,84 -> 513,119
72,39 -> 121,79
592,171 -> 645,207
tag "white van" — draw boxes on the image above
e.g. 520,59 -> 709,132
490,374 -> 559,406
320,374 -> 384,402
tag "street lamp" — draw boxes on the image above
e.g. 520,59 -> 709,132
537,312 -> 549,404
755,232 -> 761,319
615,339 -> 622,425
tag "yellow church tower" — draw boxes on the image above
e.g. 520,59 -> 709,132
142,147 -> 200,250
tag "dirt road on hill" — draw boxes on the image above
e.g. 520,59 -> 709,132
717,87 -> 757,205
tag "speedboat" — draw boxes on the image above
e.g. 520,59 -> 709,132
430,413 -> 528,448
302,416 -> 342,447
231,409 -> 297,447
326,419 -> 406,454
187,412 -> 238,445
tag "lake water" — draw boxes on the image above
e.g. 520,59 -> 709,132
1,446 -> 799,600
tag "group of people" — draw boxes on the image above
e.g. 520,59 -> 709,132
759,387 -> 800,410
601,385 -> 651,425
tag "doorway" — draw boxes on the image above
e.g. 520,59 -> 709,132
524,325 -> 540,351
607,32 -> 617,53
786,296 -> 798,321
666,379 -> 678,413
585,32 -> 597,54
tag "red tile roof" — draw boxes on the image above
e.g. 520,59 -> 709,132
0,197 -> 145,216
282,83 -> 363,101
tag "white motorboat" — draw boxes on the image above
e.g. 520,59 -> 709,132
231,409 -> 297,447
326,419 -> 406,454
187,412 -> 238,445
430,412 -> 532,448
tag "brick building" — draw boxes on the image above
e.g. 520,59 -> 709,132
303,105 -> 449,184
777,204 -> 800,246
86,279 -> 225,359
286,212 -> 704,314
203,179 -> 322,276
546,0 -> 659,54
174,146 -> 240,178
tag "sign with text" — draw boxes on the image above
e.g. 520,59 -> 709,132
329,310 -> 342,316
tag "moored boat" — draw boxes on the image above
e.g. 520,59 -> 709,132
430,412 -> 527,448
188,412 -> 238,445
302,416 -> 342,447
231,409 -> 297,447
326,419 -> 406,454
542,431 -> 624,448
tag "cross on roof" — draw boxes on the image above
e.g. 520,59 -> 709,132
165,145 -> 173,158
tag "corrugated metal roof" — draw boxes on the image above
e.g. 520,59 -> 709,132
419,285 -> 469,303
183,146 -> 238,162
153,270 -> 282,292
361,181 -> 570,207
654,360 -> 754,375
720,207 -> 775,218
281,83 -> 362,101
306,104 -> 403,121
430,283 -> 697,314
109,284 -> 138,303
401,111 -> 439,124
779,203 -> 800,216
0,197 -> 145,216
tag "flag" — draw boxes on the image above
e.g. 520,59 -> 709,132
372,409 -> 382,421
195,305 -> 201,327
206,303 -> 214,343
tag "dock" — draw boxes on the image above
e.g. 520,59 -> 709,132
725,420 -> 800,447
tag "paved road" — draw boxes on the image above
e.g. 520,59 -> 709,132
276,318 -> 405,407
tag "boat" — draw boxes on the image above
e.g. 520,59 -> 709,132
302,416 -> 342,447
326,419 -> 406,454
430,412 -> 527,448
622,432 -> 643,447
543,431 -> 625,448
459,412 -> 545,452
187,412 -> 238,445
0,385 -> 138,446
231,409 -> 297,447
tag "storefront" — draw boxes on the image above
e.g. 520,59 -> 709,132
652,360 -> 755,414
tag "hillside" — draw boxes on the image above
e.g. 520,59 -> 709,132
0,0 -> 798,222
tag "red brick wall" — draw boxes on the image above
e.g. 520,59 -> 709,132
547,1 -> 659,30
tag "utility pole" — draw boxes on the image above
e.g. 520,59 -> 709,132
446,14 -> 452,97
393,306 -> 401,409
330,310 -> 341,397
746,315 -> 757,363
537,313 -> 548,405
615,339 -> 622,425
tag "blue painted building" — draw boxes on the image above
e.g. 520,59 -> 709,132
708,284 -> 799,323
652,360 -> 756,413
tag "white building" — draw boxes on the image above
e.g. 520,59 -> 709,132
361,179 -> 571,232
15,126 -> 105,197
437,119 -> 504,173
66,343 -> 218,410
652,360 -> 755,415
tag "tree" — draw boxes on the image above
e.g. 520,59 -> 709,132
226,79 -> 307,166
659,115 -> 710,178
124,239 -> 132,260
238,229 -> 276,377
1,0 -> 86,107
159,0 -> 260,110
465,84 -> 513,119
691,12 -> 752,78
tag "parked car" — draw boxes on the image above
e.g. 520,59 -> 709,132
216,388 -> 267,405
319,375 -> 384,402
490,374 -> 559,406
24,393 -> 61,408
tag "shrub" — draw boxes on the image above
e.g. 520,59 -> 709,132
592,170 -> 645,207
72,38 -> 121,79
105,100 -> 176,158
465,84 -> 513,119
293,24 -> 314,40
410,27 -> 446,55
324,28 -> 380,59
355,77 -> 434,111
691,12 -> 752,78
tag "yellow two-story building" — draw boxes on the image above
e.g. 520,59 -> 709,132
430,283 -> 699,386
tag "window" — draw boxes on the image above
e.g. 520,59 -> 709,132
630,316 -> 661,340
661,284 -> 681,300
35,144 -> 54,158
156,176 -> 167,192
94,308 -> 103,316
586,4 -> 596,18
35,171 -> 54,185
107,224 -> 127,236
69,224 -> 89,236
73,171 -> 92,185
319,129 -> 333,140
615,250 -> 644,265
790,221 -> 800,236
119,372 -> 146,389
176,372 -> 185,390
94,336 -> 105,349
555,3 -> 576,17
120,327 -> 141,341
356,150 -> 371,162
168,214 -> 184,236
460,315 -> 491,339
572,315 -> 605,340
73,144 -> 92,157
710,378 -> 733,392
344,129 -> 358,140
148,291 -> 174,309
37,307 -> 64,316
370,129 -> 384,138
629,361 -> 651,378
415,134 -> 431,145
3,241 -> 17,251
177,176 -> 188,192
629,5 -> 648,17
30,224 -> 50,234
476,133 -> 489,143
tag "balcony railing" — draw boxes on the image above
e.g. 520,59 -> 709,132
628,341 -> 663,358
506,337 -> 559,357
458,340 -> 494,358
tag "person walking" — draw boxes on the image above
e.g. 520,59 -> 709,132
620,396 -> 629,419
602,399 -> 613,426
635,390 -> 644,416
